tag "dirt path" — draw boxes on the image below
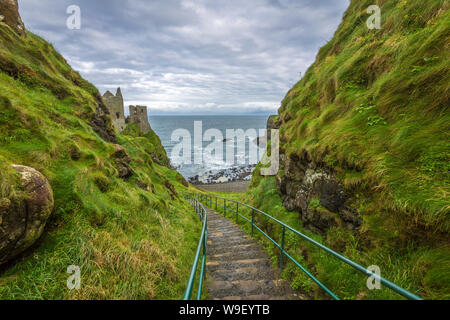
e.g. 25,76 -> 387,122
196,181 -> 250,193
205,207 -> 301,300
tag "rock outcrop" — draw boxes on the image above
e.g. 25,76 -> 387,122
0,165 -> 54,265
277,151 -> 361,234
164,179 -> 178,199
0,0 -> 26,36
90,93 -> 117,143
266,115 -> 280,141
150,151 -> 171,167
112,144 -> 133,180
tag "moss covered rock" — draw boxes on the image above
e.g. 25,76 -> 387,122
0,165 -> 53,265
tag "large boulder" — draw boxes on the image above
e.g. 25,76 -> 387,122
0,0 -> 26,36
0,165 -> 54,265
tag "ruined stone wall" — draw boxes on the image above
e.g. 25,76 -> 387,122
103,88 -> 126,132
103,88 -> 152,134
129,105 -> 151,134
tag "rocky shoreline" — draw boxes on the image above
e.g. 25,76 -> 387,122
188,164 -> 256,185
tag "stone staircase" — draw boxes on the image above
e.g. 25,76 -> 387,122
205,208 -> 301,300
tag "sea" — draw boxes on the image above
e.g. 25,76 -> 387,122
149,115 -> 270,181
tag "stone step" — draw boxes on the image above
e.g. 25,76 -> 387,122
208,243 -> 261,255
209,249 -> 267,262
203,208 -> 300,300
207,279 -> 293,298
207,258 -> 272,272
208,232 -> 249,238
207,223 -> 237,230
207,237 -> 255,248
209,266 -> 278,281
208,231 -> 248,239
209,236 -> 255,247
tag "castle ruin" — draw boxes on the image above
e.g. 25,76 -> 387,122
128,105 -> 152,134
103,88 -> 126,132
102,88 -> 152,134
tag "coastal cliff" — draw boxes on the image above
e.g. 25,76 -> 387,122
247,0 -> 449,299
0,1 -> 197,299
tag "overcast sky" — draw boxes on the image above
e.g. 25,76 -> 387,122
19,0 -> 349,115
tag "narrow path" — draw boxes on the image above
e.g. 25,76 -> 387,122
205,207 -> 301,300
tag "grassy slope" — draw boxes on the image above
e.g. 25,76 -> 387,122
242,0 -> 449,299
0,24 -> 199,299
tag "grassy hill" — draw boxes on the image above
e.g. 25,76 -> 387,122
0,19 -> 199,299
244,0 -> 449,299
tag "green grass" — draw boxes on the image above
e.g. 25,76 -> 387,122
0,23 -> 201,299
277,0 -> 449,227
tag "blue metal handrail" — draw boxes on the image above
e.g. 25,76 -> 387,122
194,193 -> 422,300
183,195 -> 208,300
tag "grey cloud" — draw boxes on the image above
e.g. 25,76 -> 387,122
19,0 -> 349,115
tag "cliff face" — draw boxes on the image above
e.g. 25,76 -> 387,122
0,4 -> 196,299
278,151 -> 361,234
273,0 -> 449,235
248,0 -> 449,299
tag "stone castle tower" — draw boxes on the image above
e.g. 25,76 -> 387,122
129,105 -> 152,134
103,88 -> 126,132
102,88 -> 152,134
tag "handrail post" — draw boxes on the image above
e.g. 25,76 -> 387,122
215,197 -> 218,210
236,202 -> 239,223
224,199 -> 226,216
184,200 -> 208,301
251,208 -> 255,236
196,211 -> 207,300
280,227 -> 286,271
